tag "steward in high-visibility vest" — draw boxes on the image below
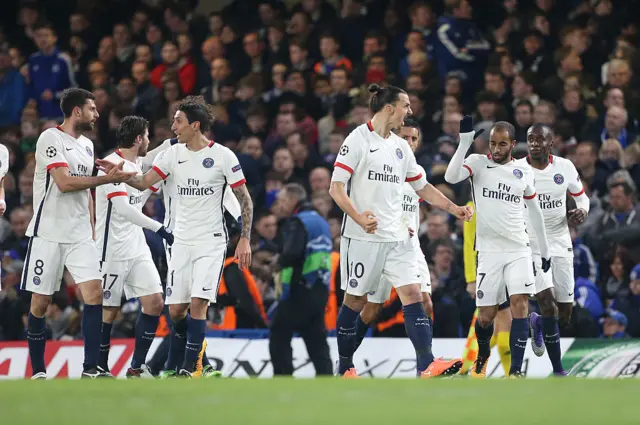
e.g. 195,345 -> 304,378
210,257 -> 268,330
269,184 -> 333,376
324,251 -> 340,332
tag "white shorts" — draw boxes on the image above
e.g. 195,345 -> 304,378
339,237 -> 420,300
476,252 -> 535,307
20,237 -> 101,295
166,243 -> 226,305
551,256 -> 575,304
532,253 -> 554,295
100,254 -> 162,307
368,244 -> 432,303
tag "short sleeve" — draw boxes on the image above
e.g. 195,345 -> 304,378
406,156 -> 428,190
332,131 -> 365,183
151,147 -> 174,180
221,147 -> 246,188
462,154 -> 486,177
565,161 -> 585,196
523,169 -> 537,199
0,145 -> 9,181
36,130 -> 68,171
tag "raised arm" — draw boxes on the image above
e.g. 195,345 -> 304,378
125,168 -> 165,191
444,116 -> 483,184
50,161 -> 136,193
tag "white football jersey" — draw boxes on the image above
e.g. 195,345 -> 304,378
95,151 -> 158,262
332,122 -> 427,242
0,144 -> 9,181
515,155 -> 585,258
401,165 -> 426,250
152,140 -> 245,245
26,126 -> 95,243
464,154 -> 536,253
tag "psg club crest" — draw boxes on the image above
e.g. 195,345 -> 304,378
554,173 -> 564,185
513,169 -> 523,179
368,290 -> 376,296
86,146 -> 93,157
202,158 -> 214,168
32,276 -> 41,286
396,148 -> 403,159
103,290 -> 111,300
477,290 -> 484,299
349,279 -> 358,288
166,287 -> 173,297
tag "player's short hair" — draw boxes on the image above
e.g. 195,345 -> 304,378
283,183 -> 307,203
60,88 -> 95,117
491,121 -> 516,140
527,123 -> 552,138
117,116 -> 149,149
401,117 -> 421,133
368,83 -> 406,114
178,95 -> 214,133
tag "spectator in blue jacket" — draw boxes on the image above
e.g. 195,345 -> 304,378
611,264 -> 640,337
575,277 -> 605,323
571,226 -> 598,283
435,0 -> 491,93
0,46 -> 27,127
27,21 -> 76,119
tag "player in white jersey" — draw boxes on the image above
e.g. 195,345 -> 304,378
515,124 -> 590,376
0,143 -> 9,219
99,96 -> 253,377
445,117 -> 551,378
94,116 -> 175,378
147,136 -> 240,378
21,88 -> 136,379
330,84 -> 472,378
346,118 -> 463,374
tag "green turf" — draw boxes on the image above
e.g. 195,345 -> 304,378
0,378 -> 636,425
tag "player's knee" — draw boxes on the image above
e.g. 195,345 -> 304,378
477,309 -> 496,328
509,295 -> 529,318
168,304 -> 188,321
102,307 -> 119,323
189,298 -> 209,319
361,303 -> 382,324
343,293 -> 367,312
422,293 -> 433,318
142,294 -> 164,316
396,284 -> 422,305
78,279 -> 103,305
30,294 -> 53,317
538,292 -> 558,318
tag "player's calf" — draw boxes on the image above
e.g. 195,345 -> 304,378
353,302 -> 382,352
77,279 -> 104,375
397,284 -> 434,375
472,305 -> 497,378
165,304 -> 189,372
180,298 -> 209,374
335,294 -> 367,376
130,293 -> 164,371
557,303 -> 573,329
27,294 -> 53,377
508,294 -> 530,376
98,306 -> 119,375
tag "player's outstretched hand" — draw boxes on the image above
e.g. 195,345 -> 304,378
450,204 -> 474,222
156,226 -> 174,246
96,159 -> 137,183
234,237 -> 252,270
567,208 -> 587,225
408,226 -> 415,237
541,257 -> 551,273
357,210 -> 378,234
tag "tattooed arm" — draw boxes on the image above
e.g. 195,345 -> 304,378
232,183 -> 253,239
232,183 -> 253,269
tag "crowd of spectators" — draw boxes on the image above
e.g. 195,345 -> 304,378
1,0 -> 640,343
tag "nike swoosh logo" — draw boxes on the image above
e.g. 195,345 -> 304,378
66,148 -> 74,151
417,275 -> 420,278
178,160 -> 188,164
369,149 -> 380,153
144,331 -> 155,336
525,283 -> 534,287
568,292 -> 574,296
202,287 -> 211,291
544,333 -> 559,338
425,283 -> 431,286
486,165 -> 498,169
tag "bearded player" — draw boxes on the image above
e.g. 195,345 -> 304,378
445,117 -> 551,378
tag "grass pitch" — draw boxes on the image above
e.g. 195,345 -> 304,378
0,378 -> 636,425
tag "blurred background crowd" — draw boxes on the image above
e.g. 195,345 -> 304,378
1,0 -> 640,343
